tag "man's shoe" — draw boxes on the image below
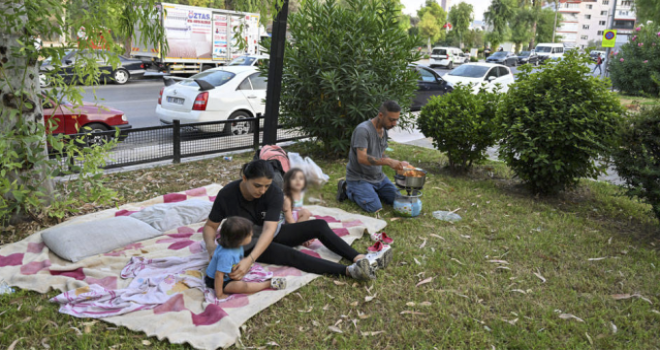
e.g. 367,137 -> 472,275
336,180 -> 348,202
366,244 -> 393,270
347,258 -> 376,280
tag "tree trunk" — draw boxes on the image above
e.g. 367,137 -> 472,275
528,20 -> 537,50
0,1 -> 54,223
427,37 -> 431,56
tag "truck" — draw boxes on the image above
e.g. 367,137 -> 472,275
131,2 -> 265,75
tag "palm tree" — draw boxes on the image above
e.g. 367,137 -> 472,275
484,0 -> 516,39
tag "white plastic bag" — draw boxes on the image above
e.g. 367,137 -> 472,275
287,152 -> 330,187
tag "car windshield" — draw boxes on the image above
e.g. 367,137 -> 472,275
229,56 -> 256,66
536,46 -> 553,53
180,70 -> 236,87
519,51 -> 531,56
490,52 -> 507,58
448,65 -> 489,78
432,49 -> 447,55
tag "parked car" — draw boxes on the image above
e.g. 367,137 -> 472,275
442,63 -> 515,94
516,50 -> 540,66
157,66 -> 265,134
410,64 -> 453,111
485,51 -> 518,67
40,49 -> 146,85
228,54 -> 270,67
535,43 -> 565,64
42,93 -> 131,147
429,46 -> 463,69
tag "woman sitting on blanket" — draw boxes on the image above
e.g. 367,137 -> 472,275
206,216 -> 286,300
202,159 -> 392,281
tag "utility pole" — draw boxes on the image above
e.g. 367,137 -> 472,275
603,0 -> 618,77
552,0 -> 559,42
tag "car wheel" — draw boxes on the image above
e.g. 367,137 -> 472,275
81,123 -> 110,147
113,68 -> 129,85
224,111 -> 253,136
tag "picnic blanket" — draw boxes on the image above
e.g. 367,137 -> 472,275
0,184 -> 386,349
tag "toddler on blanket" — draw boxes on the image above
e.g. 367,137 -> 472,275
206,217 -> 286,299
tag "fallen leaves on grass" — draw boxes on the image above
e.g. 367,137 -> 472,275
400,311 -> 425,315
7,338 -> 23,350
588,257 -> 608,261
420,301 -> 432,306
82,320 -> 97,333
510,289 -> 527,295
357,311 -> 370,319
298,306 -> 313,313
406,302 -> 415,307
350,301 -> 358,307
414,258 -> 422,265
533,272 -> 547,283
611,322 -> 618,334
333,280 -> 346,286
70,326 -> 83,336
450,258 -> 464,265
361,331 -> 384,337
430,234 -> 445,240
142,340 -> 151,346
364,294 -> 377,302
419,239 -> 427,249
328,326 -> 343,334
265,341 -> 280,347
611,293 -> 653,304
585,332 -> 593,345
487,260 -> 509,264
41,338 -> 50,349
416,277 -> 433,287
559,313 -> 584,322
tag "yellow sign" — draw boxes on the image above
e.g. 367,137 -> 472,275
602,30 -> 617,47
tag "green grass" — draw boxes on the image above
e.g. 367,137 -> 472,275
2,143 -> 660,349
617,93 -> 660,109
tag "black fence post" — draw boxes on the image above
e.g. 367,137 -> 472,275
173,119 -> 181,164
254,114 -> 261,153
263,0 -> 289,145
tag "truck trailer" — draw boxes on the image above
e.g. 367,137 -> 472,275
131,2 -> 264,74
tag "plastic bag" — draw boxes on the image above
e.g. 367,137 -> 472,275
432,211 -> 462,222
288,152 -> 330,187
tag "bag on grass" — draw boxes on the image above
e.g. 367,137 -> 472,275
288,152 -> 330,187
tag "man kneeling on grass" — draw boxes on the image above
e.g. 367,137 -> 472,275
337,100 -> 409,213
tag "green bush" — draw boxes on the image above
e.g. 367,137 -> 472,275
497,50 -> 624,195
610,24 -> 660,96
418,83 -> 501,172
279,0 -> 420,158
613,106 -> 660,221
470,56 -> 479,62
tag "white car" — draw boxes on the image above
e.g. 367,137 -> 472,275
429,46 -> 463,69
156,66 -> 265,134
228,54 -> 269,67
442,63 -> 514,94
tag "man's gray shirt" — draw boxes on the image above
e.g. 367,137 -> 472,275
346,120 -> 388,183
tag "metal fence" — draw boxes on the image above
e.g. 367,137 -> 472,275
53,116 -> 306,170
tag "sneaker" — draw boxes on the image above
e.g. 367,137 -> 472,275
370,232 -> 394,244
366,244 -> 393,270
347,258 -> 376,280
336,180 -> 348,202
367,241 -> 385,252
270,277 -> 287,290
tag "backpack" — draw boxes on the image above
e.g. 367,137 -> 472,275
254,145 -> 290,189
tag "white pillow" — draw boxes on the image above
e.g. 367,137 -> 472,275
42,216 -> 161,262
129,199 -> 213,232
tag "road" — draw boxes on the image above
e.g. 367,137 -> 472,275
80,61 -> 602,129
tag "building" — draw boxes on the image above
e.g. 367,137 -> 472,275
440,0 -> 451,12
556,0 -> 635,50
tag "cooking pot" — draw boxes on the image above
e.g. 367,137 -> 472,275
394,167 -> 427,189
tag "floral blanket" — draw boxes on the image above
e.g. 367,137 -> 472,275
0,184 -> 386,349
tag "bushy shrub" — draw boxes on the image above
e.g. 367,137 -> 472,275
470,56 -> 479,62
613,106 -> 660,221
610,24 -> 660,96
279,0 -> 420,158
498,50 -> 624,195
418,83 -> 501,171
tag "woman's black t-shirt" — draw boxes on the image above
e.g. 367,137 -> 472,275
208,179 -> 283,227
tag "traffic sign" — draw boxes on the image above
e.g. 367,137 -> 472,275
602,30 -> 617,47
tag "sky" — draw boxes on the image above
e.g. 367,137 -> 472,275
400,0 -> 492,21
